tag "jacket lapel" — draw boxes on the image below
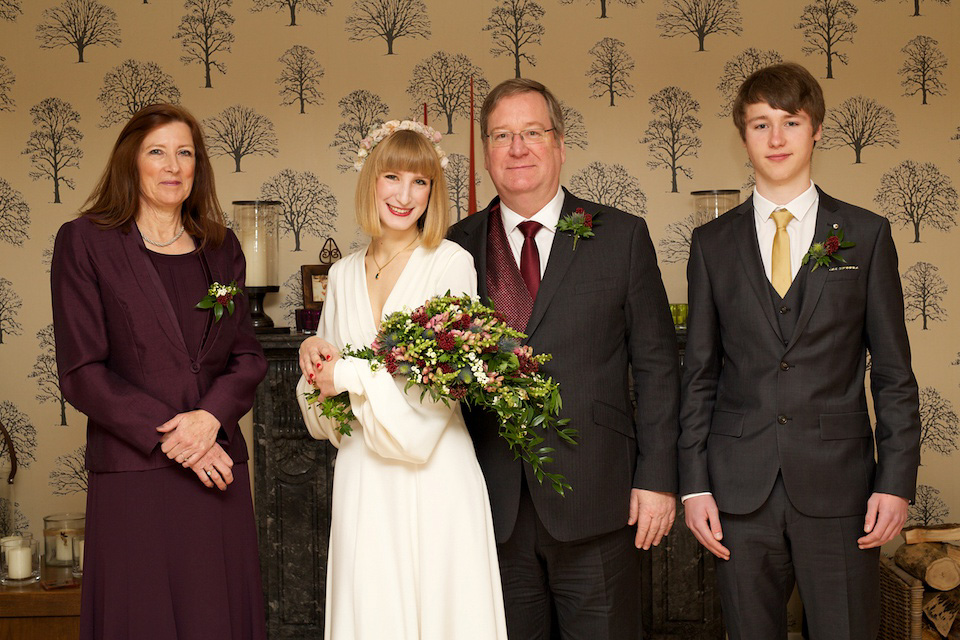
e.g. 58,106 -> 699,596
196,244 -> 223,361
120,227 -> 189,355
524,190 -> 578,339
732,197 -> 784,343
787,189 -> 843,350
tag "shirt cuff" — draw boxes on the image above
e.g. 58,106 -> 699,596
680,492 -> 712,503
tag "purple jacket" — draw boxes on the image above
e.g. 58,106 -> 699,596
52,216 -> 266,473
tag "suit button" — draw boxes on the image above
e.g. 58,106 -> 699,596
777,415 -> 788,425
780,361 -> 790,371
779,306 -> 789,314
190,362 -> 201,373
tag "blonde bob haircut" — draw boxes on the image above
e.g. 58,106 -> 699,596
354,129 -> 450,249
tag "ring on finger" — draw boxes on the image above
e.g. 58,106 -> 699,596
205,469 -> 212,478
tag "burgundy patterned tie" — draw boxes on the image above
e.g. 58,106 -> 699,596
518,220 -> 542,299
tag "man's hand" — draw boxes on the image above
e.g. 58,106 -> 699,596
858,492 -> 908,549
683,494 -> 730,560
628,489 -> 676,550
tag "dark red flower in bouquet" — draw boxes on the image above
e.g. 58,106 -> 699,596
583,213 -> 593,228
411,309 -> 429,326
438,362 -> 454,374
824,235 -> 840,255
517,354 -> 540,375
216,294 -> 232,305
384,352 -> 398,374
436,331 -> 456,351
455,314 -> 472,330
449,385 -> 468,400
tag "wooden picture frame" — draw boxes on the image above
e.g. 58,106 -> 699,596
301,264 -> 330,310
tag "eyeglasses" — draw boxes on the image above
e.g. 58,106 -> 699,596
486,128 -> 555,148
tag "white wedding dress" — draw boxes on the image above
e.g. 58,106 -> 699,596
296,240 -> 508,640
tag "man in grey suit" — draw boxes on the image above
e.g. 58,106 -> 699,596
679,62 -> 921,639
448,78 -> 680,640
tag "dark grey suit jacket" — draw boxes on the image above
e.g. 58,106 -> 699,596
449,188 -> 680,543
678,189 -> 920,518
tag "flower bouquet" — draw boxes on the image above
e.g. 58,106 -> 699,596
303,293 -> 577,495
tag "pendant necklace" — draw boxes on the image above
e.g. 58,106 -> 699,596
372,234 -> 420,280
140,224 -> 185,248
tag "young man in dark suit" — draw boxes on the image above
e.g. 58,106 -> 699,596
679,62 -> 921,639
448,78 -> 680,640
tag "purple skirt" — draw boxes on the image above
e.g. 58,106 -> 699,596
80,463 -> 266,640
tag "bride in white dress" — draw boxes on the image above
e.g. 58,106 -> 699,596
296,123 -> 508,640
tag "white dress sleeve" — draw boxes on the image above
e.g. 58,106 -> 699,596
332,244 -> 479,464
297,262 -> 345,447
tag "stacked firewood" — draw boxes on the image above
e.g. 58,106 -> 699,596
895,524 -> 960,639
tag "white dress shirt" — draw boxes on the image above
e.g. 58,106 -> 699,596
753,181 -> 820,285
682,182 -> 820,504
498,187 -> 564,277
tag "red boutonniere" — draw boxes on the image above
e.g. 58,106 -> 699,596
196,281 -> 242,322
802,224 -> 855,271
556,208 -> 599,251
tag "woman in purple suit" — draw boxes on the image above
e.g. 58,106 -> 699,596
52,104 -> 267,639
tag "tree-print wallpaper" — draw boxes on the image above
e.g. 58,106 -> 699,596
0,0 -> 956,586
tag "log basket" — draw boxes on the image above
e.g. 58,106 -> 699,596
879,554 -> 924,640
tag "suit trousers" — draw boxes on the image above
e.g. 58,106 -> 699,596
715,474 -> 880,640
497,483 -> 641,640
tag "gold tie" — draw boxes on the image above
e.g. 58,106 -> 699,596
771,208 -> 794,298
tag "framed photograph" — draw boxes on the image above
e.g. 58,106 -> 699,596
301,264 -> 330,310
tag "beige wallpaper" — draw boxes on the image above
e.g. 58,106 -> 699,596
0,0 -> 957,554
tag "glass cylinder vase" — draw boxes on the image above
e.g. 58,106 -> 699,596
691,189 -> 741,227
43,512 -> 85,567
234,200 -> 281,288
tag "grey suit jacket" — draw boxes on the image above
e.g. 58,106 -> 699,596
449,188 -> 680,543
678,189 -> 921,517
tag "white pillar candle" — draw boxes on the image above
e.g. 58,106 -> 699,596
6,545 -> 31,580
241,227 -> 268,287
55,532 -> 72,561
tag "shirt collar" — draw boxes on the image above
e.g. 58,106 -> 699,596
499,187 -> 564,236
753,181 -> 818,224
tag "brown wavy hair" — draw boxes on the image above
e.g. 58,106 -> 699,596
732,62 -> 825,141
81,103 -> 225,249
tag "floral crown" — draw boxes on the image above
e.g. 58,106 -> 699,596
355,120 -> 448,172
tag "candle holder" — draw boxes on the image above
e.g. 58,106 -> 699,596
234,200 -> 288,334
691,189 -> 741,227
43,512 -> 84,567
72,534 -> 85,578
1,538 -> 39,584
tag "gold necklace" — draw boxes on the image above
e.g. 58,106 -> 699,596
372,234 -> 420,280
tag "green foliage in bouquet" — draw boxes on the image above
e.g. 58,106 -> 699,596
304,294 -> 577,495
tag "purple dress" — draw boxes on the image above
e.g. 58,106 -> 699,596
78,249 -> 266,640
